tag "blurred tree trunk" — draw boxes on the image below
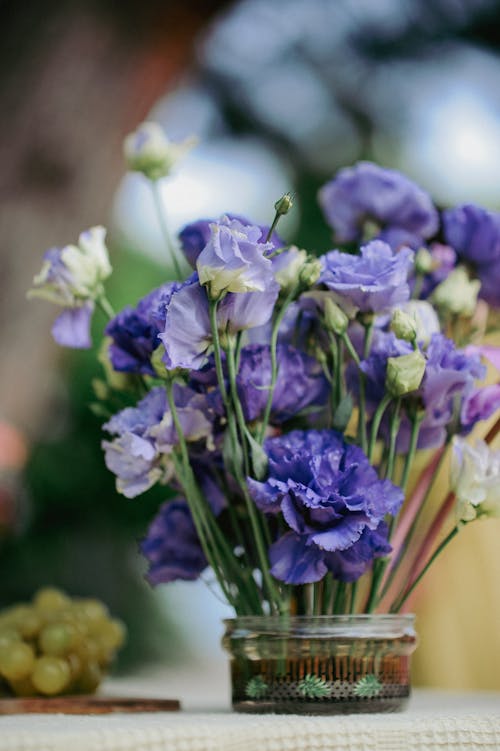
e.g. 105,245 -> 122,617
0,1 -> 228,436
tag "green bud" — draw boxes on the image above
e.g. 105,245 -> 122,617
415,247 -> 434,275
432,267 -> 480,317
91,378 -> 109,401
151,345 -> 168,378
324,298 -> 349,335
390,309 -> 417,343
274,192 -> 293,216
385,351 -> 426,397
298,258 -> 322,289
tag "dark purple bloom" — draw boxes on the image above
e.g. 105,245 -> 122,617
197,216 -> 275,297
160,274 -> 279,371
319,241 -> 414,315
248,430 -> 403,584
141,499 -> 207,585
179,215 -> 283,268
236,344 -> 329,423
318,162 -> 438,244
106,283 -> 181,375
443,204 -> 500,306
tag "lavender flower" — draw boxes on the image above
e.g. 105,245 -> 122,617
248,430 -> 403,584
179,215 -> 283,269
461,384 -> 500,434
236,344 -> 329,423
197,216 -> 275,298
106,283 -> 181,375
318,162 -> 438,244
160,275 -> 279,371
28,226 -> 112,348
141,499 -> 207,584
319,240 -> 414,315
443,204 -> 500,306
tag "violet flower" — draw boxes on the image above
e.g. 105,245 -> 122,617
443,204 -> 500,306
141,499 -> 207,584
248,430 -> 403,584
319,240 -> 414,315
318,162 -> 438,244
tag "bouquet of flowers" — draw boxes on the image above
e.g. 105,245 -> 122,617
29,123 -> 500,620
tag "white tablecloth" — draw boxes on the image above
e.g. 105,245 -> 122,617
1,668 -> 499,751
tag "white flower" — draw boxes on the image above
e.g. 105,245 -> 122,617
273,246 -> 307,292
123,122 -> 194,180
401,300 -> 440,345
451,437 -> 500,521
28,226 -> 111,307
432,267 -> 481,317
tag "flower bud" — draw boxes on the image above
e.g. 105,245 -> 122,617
390,309 -> 417,343
323,298 -> 349,335
124,122 -> 194,181
414,247 -> 434,275
432,267 -> 480,317
401,300 -> 440,346
298,258 -> 322,289
385,350 -> 426,397
274,192 -> 293,216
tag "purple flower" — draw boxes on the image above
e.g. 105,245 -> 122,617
236,344 -> 329,423
140,499 -> 207,585
106,283 -> 181,375
318,162 -> 438,244
179,215 -> 282,269
102,385 -> 215,497
197,216 -> 275,297
443,204 -> 500,306
160,275 -> 279,371
461,384 -> 500,434
248,430 -> 403,584
269,523 -> 391,585
413,243 -> 457,300
319,241 -> 414,315
51,303 -> 94,349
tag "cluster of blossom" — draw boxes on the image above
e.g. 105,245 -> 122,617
29,136 -> 500,613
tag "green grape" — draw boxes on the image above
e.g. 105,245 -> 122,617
0,628 -> 21,652
0,642 -> 35,681
32,656 -> 70,696
17,610 -> 42,640
8,675 -> 37,698
75,660 -> 101,693
73,599 -> 109,629
39,622 -> 77,656
66,652 -> 83,681
97,619 -> 126,652
33,588 -> 70,613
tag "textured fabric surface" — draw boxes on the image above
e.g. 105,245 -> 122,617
1,693 -> 500,751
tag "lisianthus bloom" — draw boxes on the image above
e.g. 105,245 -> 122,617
432,267 -> 481,318
106,283 -> 182,375
160,274 -> 279,371
461,384 -> 500,433
236,344 -> 329,423
247,430 -> 403,584
269,523 -> 391,585
140,499 -> 207,584
197,216 -> 275,298
319,240 -> 414,315
318,162 -> 438,244
102,385 -> 214,498
179,214 -> 283,269
451,437 -> 500,521
443,204 -> 500,306
124,122 -> 194,181
28,226 -> 111,348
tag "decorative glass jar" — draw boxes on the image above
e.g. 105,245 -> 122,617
222,615 -> 417,714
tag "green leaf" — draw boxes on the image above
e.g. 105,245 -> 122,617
245,676 -> 268,699
353,674 -> 382,698
245,427 -> 269,480
297,674 -> 330,699
332,393 -> 353,431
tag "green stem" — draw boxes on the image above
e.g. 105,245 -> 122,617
151,180 -> 183,279
400,413 -> 424,493
368,394 -> 392,462
391,526 -> 461,612
349,581 -> 358,615
385,399 -> 402,483
257,292 -> 294,443
333,581 -> 346,614
96,295 -> 116,320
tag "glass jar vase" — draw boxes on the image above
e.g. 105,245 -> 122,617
222,615 -> 417,714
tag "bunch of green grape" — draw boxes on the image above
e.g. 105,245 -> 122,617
0,588 -> 126,697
